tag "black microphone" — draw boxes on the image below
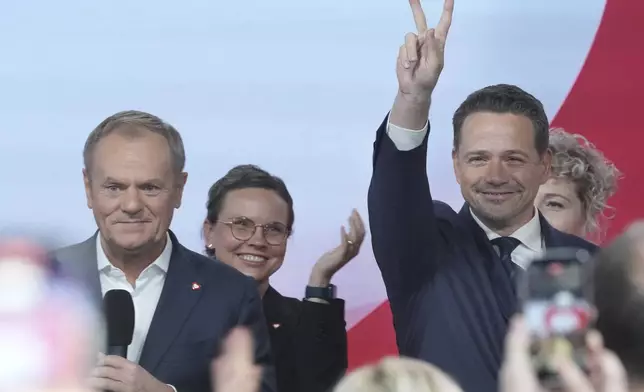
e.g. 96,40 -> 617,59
103,289 -> 135,358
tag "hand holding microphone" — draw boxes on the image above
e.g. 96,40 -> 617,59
90,290 -> 172,392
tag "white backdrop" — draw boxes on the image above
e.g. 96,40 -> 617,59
0,0 -> 605,327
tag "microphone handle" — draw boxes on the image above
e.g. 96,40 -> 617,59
106,345 -> 128,358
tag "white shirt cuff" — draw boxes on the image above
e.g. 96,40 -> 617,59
167,384 -> 177,392
386,118 -> 428,151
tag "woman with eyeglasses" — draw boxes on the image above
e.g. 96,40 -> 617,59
202,164 -> 365,392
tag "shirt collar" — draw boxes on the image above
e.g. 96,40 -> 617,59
470,207 -> 542,252
96,232 -> 173,273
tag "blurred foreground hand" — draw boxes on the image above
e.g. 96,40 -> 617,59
500,315 -> 628,392
0,236 -> 102,392
211,327 -> 262,392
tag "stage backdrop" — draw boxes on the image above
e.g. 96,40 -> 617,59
1,0 -> 642,370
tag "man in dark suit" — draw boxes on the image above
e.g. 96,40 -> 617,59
55,110 -> 276,392
368,1 -> 598,391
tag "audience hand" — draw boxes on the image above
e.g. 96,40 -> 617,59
212,327 -> 261,392
309,209 -> 366,288
500,315 -> 627,392
88,353 -> 173,392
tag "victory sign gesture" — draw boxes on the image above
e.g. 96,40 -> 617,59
397,0 -> 454,100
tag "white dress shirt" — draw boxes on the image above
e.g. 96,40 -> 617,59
386,118 -> 544,268
97,233 -> 172,363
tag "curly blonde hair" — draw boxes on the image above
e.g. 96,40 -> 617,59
548,128 -> 621,238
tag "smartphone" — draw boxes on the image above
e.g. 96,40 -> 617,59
518,247 -> 594,388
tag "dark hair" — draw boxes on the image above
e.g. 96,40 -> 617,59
593,226 -> 644,381
452,84 -> 550,155
205,164 -> 295,230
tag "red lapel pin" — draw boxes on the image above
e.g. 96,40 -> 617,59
191,282 -> 201,291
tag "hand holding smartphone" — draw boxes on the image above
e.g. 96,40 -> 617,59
518,247 -> 594,389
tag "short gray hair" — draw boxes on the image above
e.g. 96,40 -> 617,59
548,128 -> 621,237
83,110 -> 186,175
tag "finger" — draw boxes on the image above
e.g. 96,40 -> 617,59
586,330 -> 603,355
409,0 -> 428,34
499,317 -> 539,392
348,213 -> 360,244
504,315 -> 532,374
398,44 -> 411,69
87,376 -> 125,392
224,327 -> 255,363
404,32 -> 419,63
435,0 -> 454,43
352,209 -> 366,242
340,225 -> 350,250
101,355 -> 130,369
421,29 -> 436,60
585,330 -> 604,384
346,214 -> 359,243
91,365 -> 125,383
600,350 -> 628,391
503,316 -> 529,358
556,355 -> 594,392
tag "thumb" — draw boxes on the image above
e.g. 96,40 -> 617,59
504,316 -> 530,363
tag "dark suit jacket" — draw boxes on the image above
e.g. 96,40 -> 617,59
54,231 -> 277,392
262,286 -> 347,392
368,115 -> 599,392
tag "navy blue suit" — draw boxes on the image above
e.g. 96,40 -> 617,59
368,115 -> 598,392
54,231 -> 277,392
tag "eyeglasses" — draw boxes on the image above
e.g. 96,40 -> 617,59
218,217 -> 289,246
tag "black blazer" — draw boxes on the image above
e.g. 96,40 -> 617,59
368,115 -> 598,392
262,285 -> 348,392
54,231 -> 277,392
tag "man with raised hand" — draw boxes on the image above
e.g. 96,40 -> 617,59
368,1 -> 597,391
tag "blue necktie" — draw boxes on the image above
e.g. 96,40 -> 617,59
491,236 -> 522,281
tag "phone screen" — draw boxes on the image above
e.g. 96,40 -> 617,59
521,256 -> 594,386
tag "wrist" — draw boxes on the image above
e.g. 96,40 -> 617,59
396,89 -> 432,106
390,91 -> 432,131
308,268 -> 332,287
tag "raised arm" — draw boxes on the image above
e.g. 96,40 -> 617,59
368,0 -> 454,303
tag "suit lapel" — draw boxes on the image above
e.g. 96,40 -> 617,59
262,286 -> 296,358
138,232 -> 203,373
458,204 -> 517,321
539,213 -> 565,249
458,204 -> 497,262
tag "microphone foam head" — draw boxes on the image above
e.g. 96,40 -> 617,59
103,289 -> 134,346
